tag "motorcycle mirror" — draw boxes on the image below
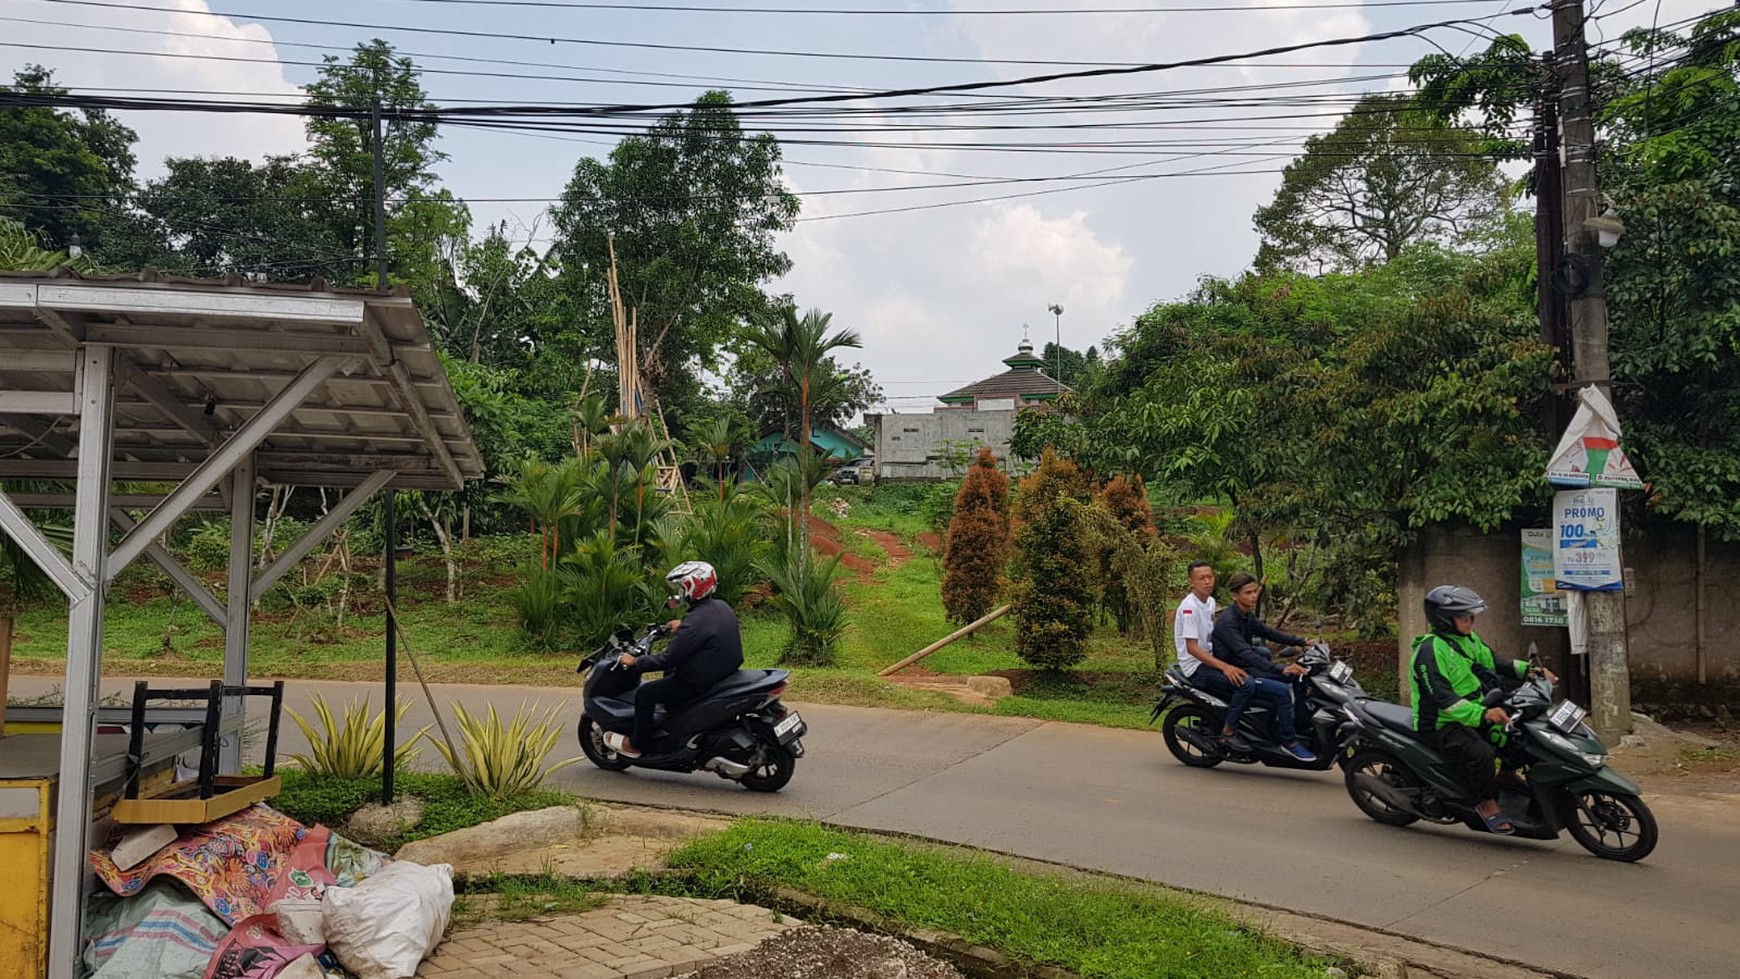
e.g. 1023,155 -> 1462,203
1482,688 -> 1508,707
1527,641 -> 1540,662
665,595 -> 683,610
614,628 -> 634,643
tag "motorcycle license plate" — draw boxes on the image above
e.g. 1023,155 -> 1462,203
774,712 -> 804,739
1549,700 -> 1588,734
1329,660 -> 1354,684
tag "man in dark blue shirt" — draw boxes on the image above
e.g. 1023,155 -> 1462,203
1208,572 -> 1315,761
603,561 -> 744,758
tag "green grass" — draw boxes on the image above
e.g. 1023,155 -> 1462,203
479,870 -> 611,922
661,820 -> 1341,979
272,769 -> 582,851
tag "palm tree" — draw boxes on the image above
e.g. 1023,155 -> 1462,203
570,394 -> 618,460
694,418 -> 743,501
496,457 -> 586,570
740,307 -> 863,550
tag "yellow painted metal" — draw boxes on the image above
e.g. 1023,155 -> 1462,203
0,778 -> 50,979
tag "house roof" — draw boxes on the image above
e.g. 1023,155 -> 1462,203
0,269 -> 485,491
939,337 -> 1070,404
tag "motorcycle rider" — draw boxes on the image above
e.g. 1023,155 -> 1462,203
1174,562 -> 1309,758
1410,585 -> 1555,834
1210,572 -> 1317,762
602,560 -> 745,759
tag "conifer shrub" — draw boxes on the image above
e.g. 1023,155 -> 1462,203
1010,449 -> 1095,670
1098,474 -> 1157,633
941,448 -> 1012,624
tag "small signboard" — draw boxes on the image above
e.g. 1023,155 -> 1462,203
1546,386 -> 1644,489
1521,529 -> 1567,626
1553,488 -> 1623,591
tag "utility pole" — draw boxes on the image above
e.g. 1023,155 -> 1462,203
1047,303 -> 1063,393
373,100 -> 400,803
1552,0 -> 1631,739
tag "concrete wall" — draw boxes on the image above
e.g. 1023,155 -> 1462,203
867,410 -> 1019,481
1398,522 -> 1740,711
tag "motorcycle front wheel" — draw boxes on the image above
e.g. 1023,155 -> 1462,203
1566,790 -> 1658,862
578,715 -> 634,772
1161,704 -> 1224,768
1344,748 -> 1422,826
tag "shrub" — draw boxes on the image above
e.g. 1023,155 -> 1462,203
920,479 -> 960,534
284,695 -> 427,778
679,481 -> 770,607
1010,450 -> 1095,670
941,448 -> 1011,624
1112,535 -> 1180,669
1098,474 -> 1157,633
507,563 -> 565,648
560,532 -> 655,649
758,543 -> 848,666
430,701 -> 580,800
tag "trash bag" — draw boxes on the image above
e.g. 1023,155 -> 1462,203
321,861 -> 453,979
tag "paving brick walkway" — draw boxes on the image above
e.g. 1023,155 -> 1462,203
416,894 -> 797,979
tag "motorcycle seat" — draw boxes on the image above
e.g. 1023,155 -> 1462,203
1362,699 -> 1418,735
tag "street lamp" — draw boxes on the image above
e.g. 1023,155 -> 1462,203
66,234 -> 82,260
1046,303 -> 1063,394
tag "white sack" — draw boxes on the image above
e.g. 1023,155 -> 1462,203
321,861 -> 454,979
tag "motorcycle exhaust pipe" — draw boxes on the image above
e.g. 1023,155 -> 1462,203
702,756 -> 751,779
1353,773 -> 1421,814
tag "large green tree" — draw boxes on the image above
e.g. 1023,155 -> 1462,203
0,66 -> 139,257
136,156 -> 344,278
1252,93 -> 1508,272
550,91 -> 800,426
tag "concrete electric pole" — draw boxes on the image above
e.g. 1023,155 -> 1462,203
1552,0 -> 1631,739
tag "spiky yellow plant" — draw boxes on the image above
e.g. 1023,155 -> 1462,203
285,694 -> 427,778
430,701 -> 579,800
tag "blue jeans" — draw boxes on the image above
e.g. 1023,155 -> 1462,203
1190,669 -> 1298,743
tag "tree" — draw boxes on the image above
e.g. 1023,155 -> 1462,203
941,448 -> 1011,624
0,66 -> 139,257
739,307 -> 863,553
303,40 -> 469,289
731,344 -> 881,439
136,156 -> 345,279
550,91 -> 800,422
1096,473 -> 1155,633
1010,449 -> 1095,670
1252,94 -> 1508,272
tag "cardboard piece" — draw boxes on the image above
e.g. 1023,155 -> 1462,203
110,823 -> 179,871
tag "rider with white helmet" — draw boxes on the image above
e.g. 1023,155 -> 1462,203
603,560 -> 744,759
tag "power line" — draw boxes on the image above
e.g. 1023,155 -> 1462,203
356,0 -> 1528,12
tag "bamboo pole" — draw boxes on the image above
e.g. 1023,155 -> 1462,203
877,605 -> 1011,676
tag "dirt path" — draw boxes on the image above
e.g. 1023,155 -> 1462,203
855,529 -> 912,570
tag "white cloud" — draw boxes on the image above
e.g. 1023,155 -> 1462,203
1,0 -> 307,172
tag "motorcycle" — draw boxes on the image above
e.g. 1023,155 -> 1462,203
574,623 -> 807,792
1338,645 -> 1657,861
1151,641 -> 1365,772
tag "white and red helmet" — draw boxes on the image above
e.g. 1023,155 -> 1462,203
666,560 -> 718,603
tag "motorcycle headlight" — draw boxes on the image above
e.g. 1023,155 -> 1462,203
1580,751 -> 1607,767
1538,729 -> 1606,768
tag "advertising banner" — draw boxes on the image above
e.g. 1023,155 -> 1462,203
1553,488 -> 1623,591
1521,529 -> 1567,626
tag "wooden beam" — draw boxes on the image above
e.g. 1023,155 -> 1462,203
251,470 -> 394,601
388,361 -> 462,488
10,493 -> 226,511
877,605 -> 1011,676
10,350 -> 78,373
37,283 -> 366,324
32,306 -> 82,345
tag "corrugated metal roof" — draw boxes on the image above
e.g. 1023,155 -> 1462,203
0,269 -> 485,491
938,366 -> 1070,404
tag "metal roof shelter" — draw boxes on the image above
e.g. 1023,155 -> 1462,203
0,270 -> 484,979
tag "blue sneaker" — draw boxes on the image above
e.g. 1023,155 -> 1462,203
1285,741 -> 1318,763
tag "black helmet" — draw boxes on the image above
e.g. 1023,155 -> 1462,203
1424,585 -> 1487,633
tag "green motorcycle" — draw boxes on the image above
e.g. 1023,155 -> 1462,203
1337,651 -> 1657,862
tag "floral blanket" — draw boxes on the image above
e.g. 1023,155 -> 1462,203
90,805 -> 337,925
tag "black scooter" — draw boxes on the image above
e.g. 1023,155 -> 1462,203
1151,641 -> 1365,772
575,623 -> 807,792
1338,645 -> 1656,861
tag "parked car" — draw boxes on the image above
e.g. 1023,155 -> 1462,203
829,458 -> 873,484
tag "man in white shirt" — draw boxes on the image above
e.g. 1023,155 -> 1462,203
1172,560 -> 1266,753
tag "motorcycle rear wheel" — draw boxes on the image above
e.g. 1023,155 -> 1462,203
740,736 -> 796,792
578,715 -> 634,772
1161,704 -> 1224,768
1344,748 -> 1422,826
1566,790 -> 1657,862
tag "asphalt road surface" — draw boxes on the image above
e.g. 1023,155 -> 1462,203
23,676 -> 1737,979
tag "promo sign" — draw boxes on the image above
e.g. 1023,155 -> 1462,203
1520,528 -> 1567,626
1553,488 -> 1623,591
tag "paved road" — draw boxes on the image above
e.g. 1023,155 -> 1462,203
22,675 -> 1737,979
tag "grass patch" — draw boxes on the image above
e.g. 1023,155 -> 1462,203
662,820 -> 1340,979
482,870 -> 610,922
272,769 -> 582,851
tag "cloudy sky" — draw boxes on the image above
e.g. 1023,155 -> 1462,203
1,0 -> 1716,412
